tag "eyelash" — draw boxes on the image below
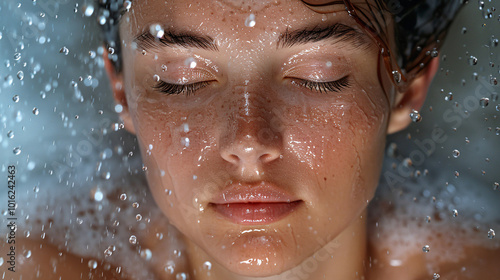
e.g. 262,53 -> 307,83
292,76 -> 350,93
153,80 -> 210,96
152,76 -> 350,95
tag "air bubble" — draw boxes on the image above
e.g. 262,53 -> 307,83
480,97 -> 489,108
488,229 -> 495,239
59,46 -> 69,55
422,245 -> 430,253
409,110 -> 422,123
468,56 -> 478,65
245,14 -> 256,27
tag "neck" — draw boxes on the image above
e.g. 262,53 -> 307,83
184,211 -> 369,280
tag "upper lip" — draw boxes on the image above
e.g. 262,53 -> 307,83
210,181 -> 300,204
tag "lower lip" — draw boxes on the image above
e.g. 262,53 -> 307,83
210,201 -> 302,225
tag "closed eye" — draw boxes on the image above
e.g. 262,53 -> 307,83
291,76 -> 350,93
153,80 -> 211,96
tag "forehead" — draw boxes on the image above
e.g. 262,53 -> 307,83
121,0 -> 351,41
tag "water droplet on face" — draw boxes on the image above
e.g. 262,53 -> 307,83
13,147 -> 21,155
104,246 -> 113,257
153,74 -> 160,82
493,182 -> 499,190
129,235 -> 137,244
140,248 -> 152,260
452,209 -> 459,217
184,57 -> 197,68
17,71 -> 24,80
108,47 -> 115,54
176,272 -> 187,280
88,260 -> 98,269
132,202 -> 139,208
120,193 -> 127,201
488,229 -> 495,239
12,95 -> 19,102
149,23 -> 165,38
124,0 -> 132,12
480,97 -> 489,108
392,70 -> 402,83
59,46 -> 69,55
468,56 -> 478,66
92,187 -> 104,202
445,92 -> 453,101
409,110 -> 422,123
433,273 -> 441,280
7,131 -> 14,139
452,149 -> 460,158
142,50 -> 147,56
136,214 -> 142,221
325,61 -> 332,67
425,216 -> 431,223
430,49 -> 439,57
454,171 -> 460,177
203,261 -> 212,270
14,53 -> 21,61
244,13 -> 256,27
422,245 -> 430,253
32,107 -> 39,115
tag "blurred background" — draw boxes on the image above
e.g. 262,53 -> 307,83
0,0 -> 498,275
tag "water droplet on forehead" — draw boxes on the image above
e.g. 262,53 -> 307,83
245,14 -> 256,27
59,46 -> 69,55
409,110 -> 422,123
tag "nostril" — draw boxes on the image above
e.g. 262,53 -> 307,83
228,154 -> 240,164
259,153 -> 277,164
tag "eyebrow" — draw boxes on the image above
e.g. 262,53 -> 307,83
133,23 -> 369,52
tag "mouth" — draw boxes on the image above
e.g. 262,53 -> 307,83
209,181 -> 303,225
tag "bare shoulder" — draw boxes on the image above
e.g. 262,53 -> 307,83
1,237 -> 127,280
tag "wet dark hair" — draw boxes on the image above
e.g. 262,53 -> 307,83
96,0 -> 464,80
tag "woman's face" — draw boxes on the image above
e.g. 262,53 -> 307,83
118,0 -> 390,276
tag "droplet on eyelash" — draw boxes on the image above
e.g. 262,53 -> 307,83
184,57 -> 197,68
149,23 -> 165,38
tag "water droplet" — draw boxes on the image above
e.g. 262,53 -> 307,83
488,229 -> 495,239
480,97 -> 489,108
108,47 -> 115,54
7,131 -> 14,139
153,74 -> 160,82
59,46 -> 69,55
142,50 -> 147,55
129,235 -> 137,244
32,107 -> 39,115
132,202 -> 140,208
244,13 -> 256,27
468,56 -> 478,66
149,23 -> 165,38
84,5 -> 94,17
92,187 -> 104,202
409,110 -> 422,123
164,263 -> 175,274
123,0 -> 132,12
104,247 -> 113,257
88,260 -> 98,269
17,71 -> 24,80
454,171 -> 460,177
12,95 -> 19,102
119,193 -> 127,201
176,272 -> 187,280
161,64 -> 168,72
491,38 -> 499,47
25,250 -> 31,259
184,57 -> 197,68
325,61 -> 332,67
13,147 -> 21,155
422,245 -> 430,253
140,248 -> 152,260
136,214 -> 142,221
444,92 -> 453,101
433,273 -> 441,280
203,261 -> 212,270
392,70 -> 402,83
14,53 -> 21,61
493,182 -> 499,190
452,149 -> 460,158
430,49 -> 438,57
425,216 -> 431,223
452,209 -> 459,217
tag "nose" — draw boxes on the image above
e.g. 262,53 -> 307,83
218,89 -> 283,178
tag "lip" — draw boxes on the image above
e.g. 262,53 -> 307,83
209,181 -> 302,225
